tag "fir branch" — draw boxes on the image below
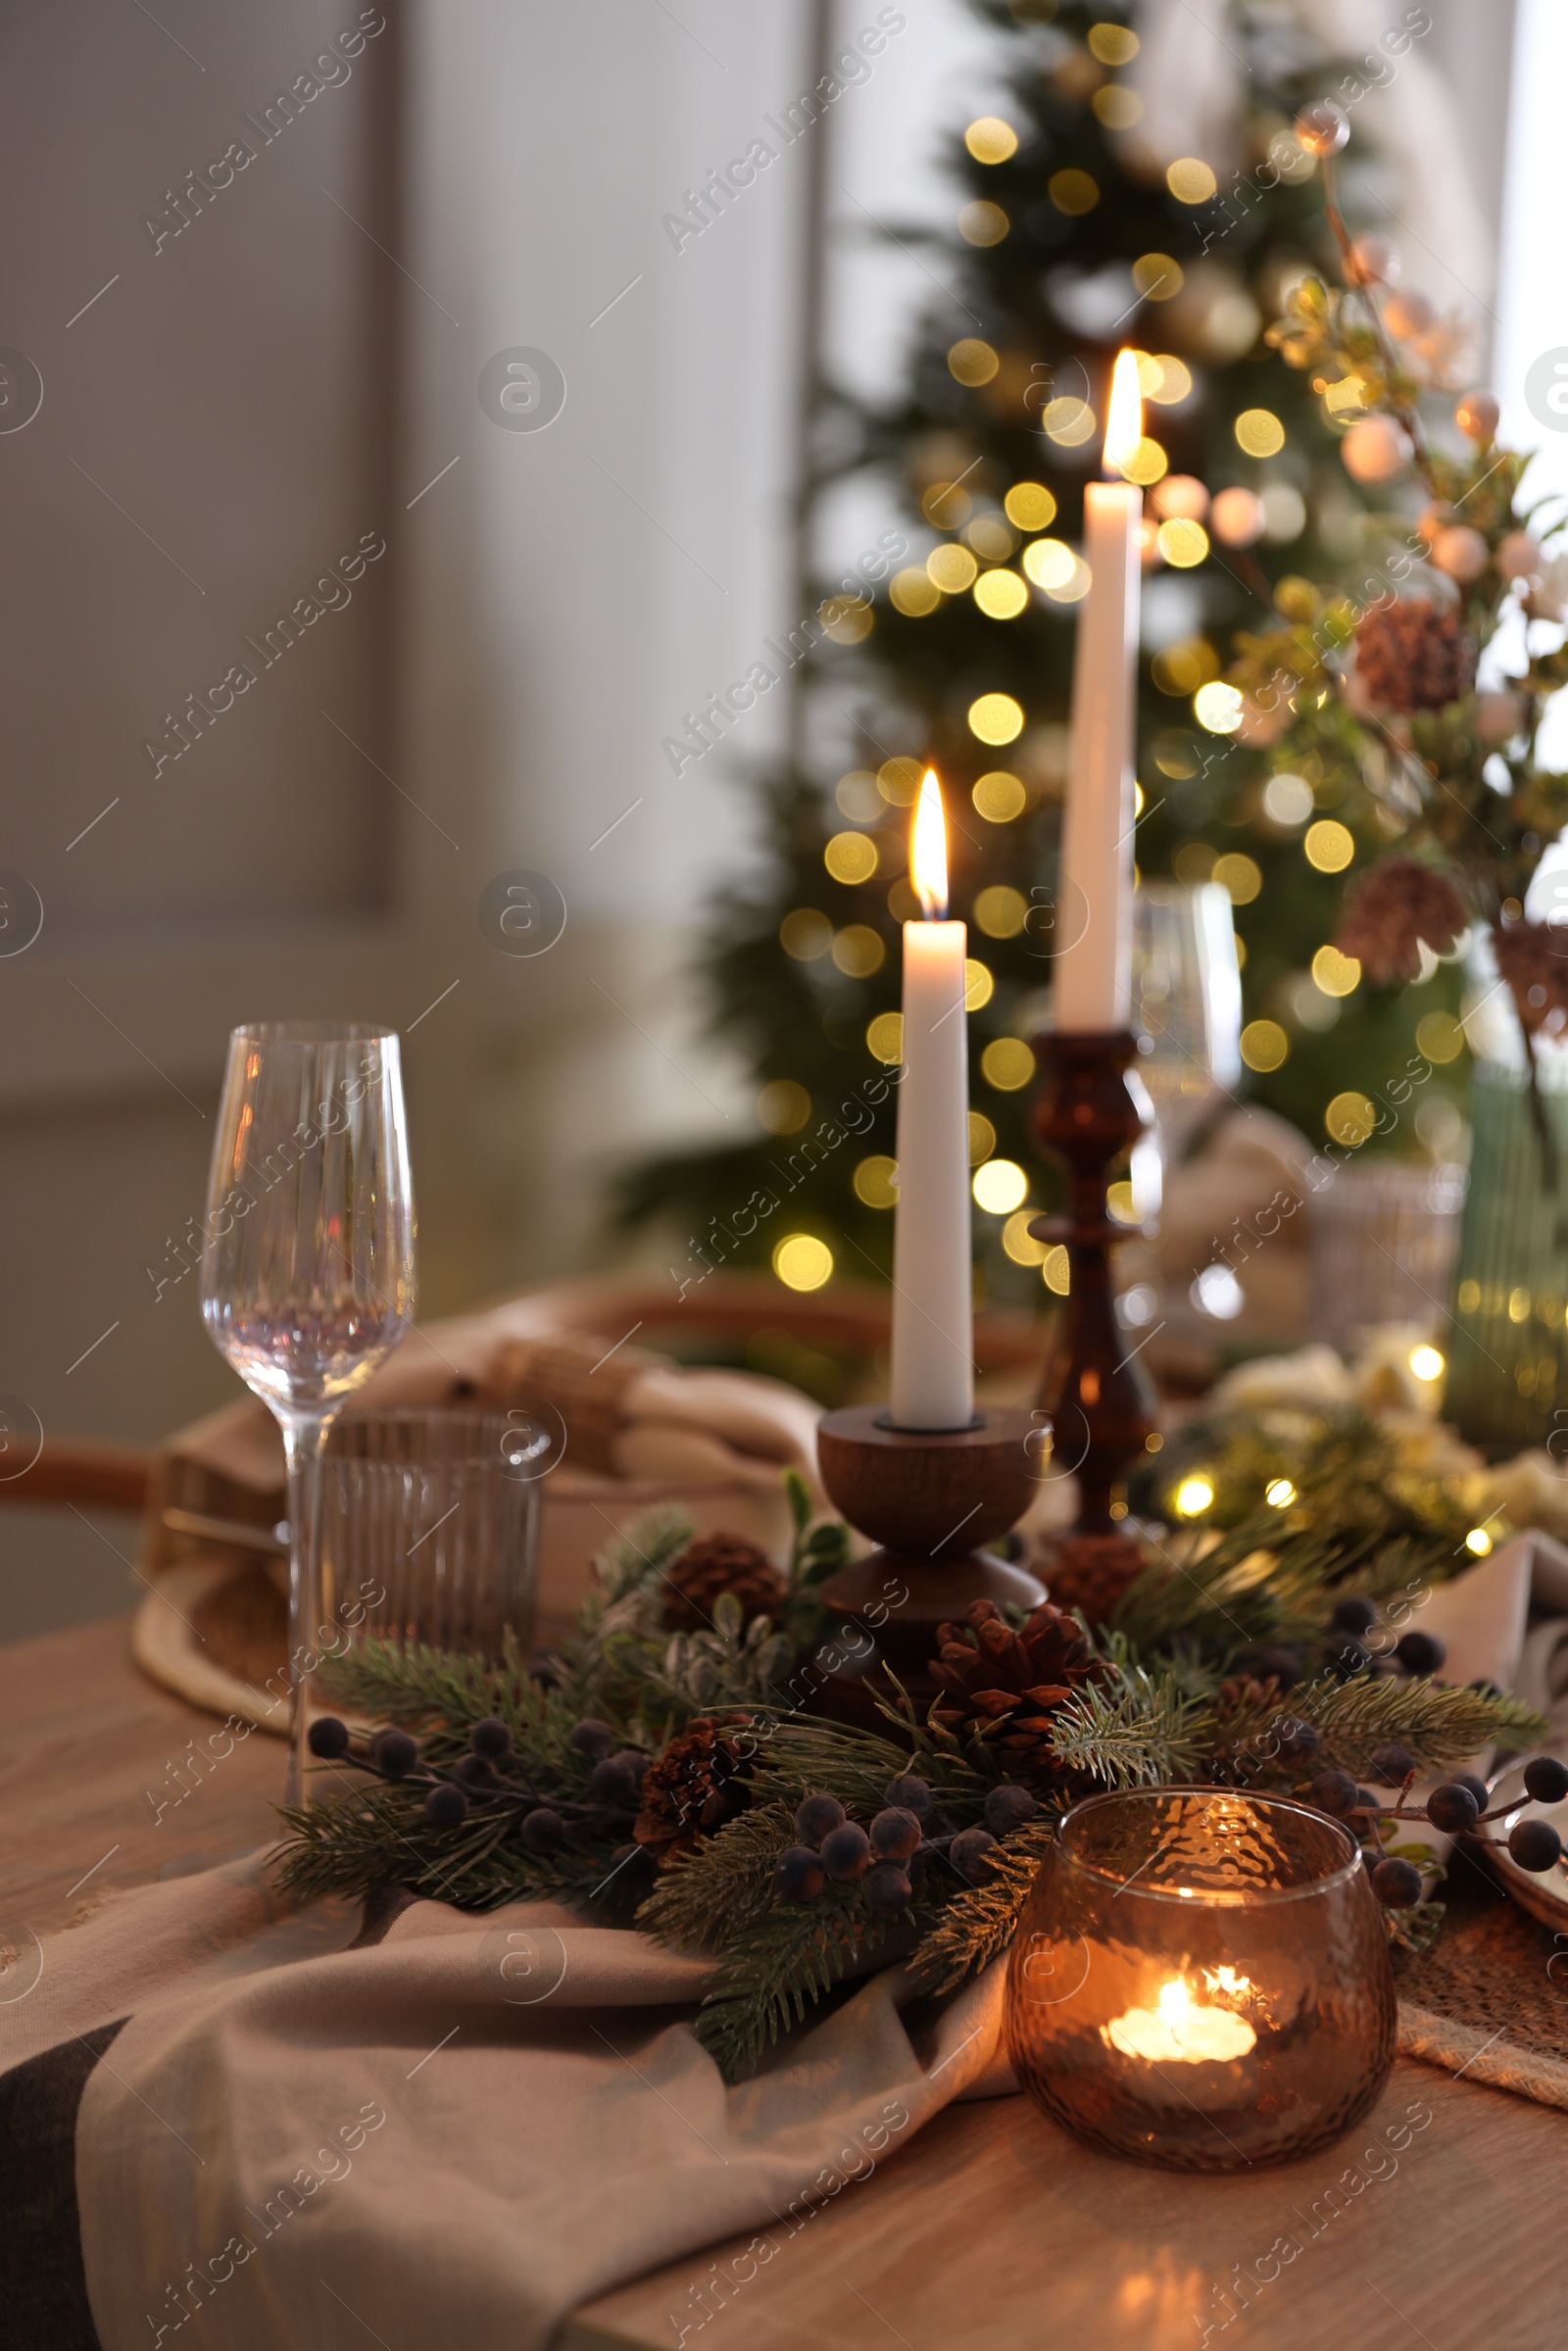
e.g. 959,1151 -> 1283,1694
638,1716 -> 992,1962
549,1507 -> 696,1718
1108,1515 -> 1456,1659
595,1504 -> 697,1609
318,1635 -> 516,1734
638,1798 -> 802,1954
1109,1515 -> 1323,1652
907,1817 -> 1057,1999
690,1885 -> 907,2082
1286,1673 -> 1545,1776
756,1713 -> 992,1818
1048,1667 -> 1206,1789
318,1631 -> 574,1763
271,1778 -> 633,1916
639,1718 -> 994,2081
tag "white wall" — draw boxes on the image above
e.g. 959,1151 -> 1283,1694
0,0 -> 815,1637
394,0 -> 812,1309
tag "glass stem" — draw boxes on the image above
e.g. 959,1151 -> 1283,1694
281,1413 -> 330,1811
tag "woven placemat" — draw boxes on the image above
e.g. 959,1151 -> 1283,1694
1396,1847 -> 1568,2110
190,1562 -> 289,1690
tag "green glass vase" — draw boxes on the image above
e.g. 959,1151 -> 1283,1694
1444,1057 -> 1568,1456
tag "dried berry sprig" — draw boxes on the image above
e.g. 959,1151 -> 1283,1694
1297,98 -> 1443,500
1305,1751 -> 1568,1909
307,1710 -> 650,1849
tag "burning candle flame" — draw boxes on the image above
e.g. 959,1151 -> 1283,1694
1102,1975 -> 1258,2064
910,768 -> 949,919
1158,1980 -> 1191,2029
1102,347 -> 1143,479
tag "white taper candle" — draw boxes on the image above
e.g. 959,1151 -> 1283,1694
1054,348 -> 1145,1032
889,772 -> 975,1431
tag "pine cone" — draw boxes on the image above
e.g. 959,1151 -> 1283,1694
1042,1534 -> 1147,1628
1493,919 -> 1568,1038
1210,1675 -> 1285,1730
661,1532 -> 788,1632
930,1599 -> 1103,1777
1336,857 -> 1468,985
632,1716 -> 752,1862
1353,599 -> 1474,712
1203,1676 -> 1285,1781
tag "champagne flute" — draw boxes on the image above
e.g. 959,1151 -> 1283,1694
1132,880 -> 1243,1162
200,1022 -> 416,1804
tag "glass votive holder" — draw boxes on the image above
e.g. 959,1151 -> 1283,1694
1004,1788 -> 1396,2172
317,1407 -> 545,1662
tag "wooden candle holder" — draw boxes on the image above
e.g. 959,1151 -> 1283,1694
1028,1028 -> 1155,1545
810,1406 -> 1045,1728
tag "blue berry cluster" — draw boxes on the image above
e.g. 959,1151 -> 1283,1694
774,1774 -> 1041,1916
306,1711 -> 656,1891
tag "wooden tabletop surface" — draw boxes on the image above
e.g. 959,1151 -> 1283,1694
2,1616 -> 1561,2351
0,1611 -> 286,1936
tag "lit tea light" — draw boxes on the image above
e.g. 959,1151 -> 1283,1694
1102,1977 -> 1257,2064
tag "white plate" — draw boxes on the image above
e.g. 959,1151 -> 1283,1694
1469,1753 -> 1568,1937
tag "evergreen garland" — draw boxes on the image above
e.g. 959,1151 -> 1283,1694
1045,1666 -> 1206,1788
272,1489 -> 1549,2081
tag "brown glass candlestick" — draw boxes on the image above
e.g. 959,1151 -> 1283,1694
1028,1028 -> 1155,1539
811,1406 -> 1045,1728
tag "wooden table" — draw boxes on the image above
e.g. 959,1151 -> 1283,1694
3,1619 -> 1561,2351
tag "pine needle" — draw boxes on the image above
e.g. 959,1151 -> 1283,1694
638,1715 -> 995,2081
638,1799 -> 802,1953
1109,1514 -> 1459,1657
271,1778 -> 635,1916
1287,1671 -> 1544,1775
691,1888 -> 907,2081
1048,1667 -> 1205,1788
907,1817 -> 1057,1999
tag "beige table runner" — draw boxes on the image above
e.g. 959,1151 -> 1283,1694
3,1856 -> 1008,2351
8,1536 -> 1568,2351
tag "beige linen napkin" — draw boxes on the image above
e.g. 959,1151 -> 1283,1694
1402,1530 -> 1568,1735
165,1294 -> 824,1519
17,1857 -> 1007,2351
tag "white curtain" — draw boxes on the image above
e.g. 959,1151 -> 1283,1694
1127,0 -> 1494,330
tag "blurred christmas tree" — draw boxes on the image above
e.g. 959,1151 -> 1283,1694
619,0 -> 1471,1354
